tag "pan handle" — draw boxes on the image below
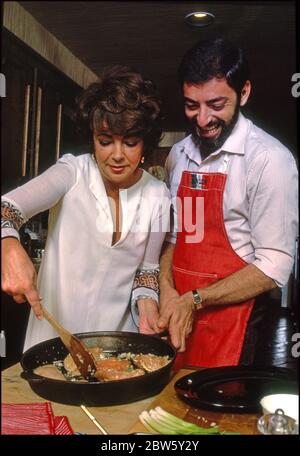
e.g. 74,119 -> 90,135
21,370 -> 46,384
151,330 -> 178,354
152,330 -> 169,339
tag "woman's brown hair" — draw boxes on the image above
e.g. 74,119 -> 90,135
76,65 -> 163,155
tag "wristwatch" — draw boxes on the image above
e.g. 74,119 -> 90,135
192,289 -> 203,310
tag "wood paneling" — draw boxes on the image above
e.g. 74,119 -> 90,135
3,1 -> 98,88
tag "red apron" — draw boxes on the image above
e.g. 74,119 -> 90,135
173,168 -> 255,368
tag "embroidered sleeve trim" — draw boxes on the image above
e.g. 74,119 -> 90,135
132,268 -> 159,294
1,201 -> 25,231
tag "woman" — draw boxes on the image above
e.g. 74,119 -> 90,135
1,65 -> 170,350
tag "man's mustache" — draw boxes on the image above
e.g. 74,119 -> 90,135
191,117 -> 225,133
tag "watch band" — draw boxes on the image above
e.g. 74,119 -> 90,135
192,289 -> 203,310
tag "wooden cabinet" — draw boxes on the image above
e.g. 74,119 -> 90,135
1,36 -> 33,193
1,29 -> 88,368
1,28 -> 86,193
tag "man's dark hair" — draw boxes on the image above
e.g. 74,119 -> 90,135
178,38 -> 251,96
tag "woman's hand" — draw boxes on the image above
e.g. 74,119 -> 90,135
1,237 -> 43,318
137,298 -> 161,334
158,283 -> 195,351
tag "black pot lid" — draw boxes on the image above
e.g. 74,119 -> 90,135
174,365 -> 298,413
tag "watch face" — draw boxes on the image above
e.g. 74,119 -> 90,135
192,290 -> 201,304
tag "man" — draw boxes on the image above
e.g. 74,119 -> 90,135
158,38 -> 298,368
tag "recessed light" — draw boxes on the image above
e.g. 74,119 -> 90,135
185,12 -> 215,28
194,13 -> 207,18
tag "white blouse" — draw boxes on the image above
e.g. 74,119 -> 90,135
2,154 -> 170,350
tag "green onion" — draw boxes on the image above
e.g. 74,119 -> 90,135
139,407 -> 233,435
140,411 -> 178,434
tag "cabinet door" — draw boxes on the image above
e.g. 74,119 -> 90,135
1,45 -> 34,193
31,66 -> 86,175
32,68 -> 63,176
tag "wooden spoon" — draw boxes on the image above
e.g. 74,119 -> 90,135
41,305 -> 97,380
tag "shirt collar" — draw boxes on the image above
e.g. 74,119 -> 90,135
182,112 -> 249,165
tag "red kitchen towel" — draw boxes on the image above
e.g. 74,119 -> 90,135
1,403 -> 74,435
54,416 -> 74,435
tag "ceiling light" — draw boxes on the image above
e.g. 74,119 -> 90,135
185,12 -> 215,28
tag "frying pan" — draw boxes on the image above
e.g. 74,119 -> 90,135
21,331 -> 176,406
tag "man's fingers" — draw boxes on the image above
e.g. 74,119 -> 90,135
168,317 -> 191,352
168,324 -> 182,350
180,332 -> 186,352
175,331 -> 186,352
24,288 -> 43,319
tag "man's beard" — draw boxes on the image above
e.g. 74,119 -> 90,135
191,103 -> 240,157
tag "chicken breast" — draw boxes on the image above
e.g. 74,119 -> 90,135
95,357 -> 132,371
63,346 -> 103,376
34,364 -> 66,381
94,368 -> 145,381
132,354 -> 170,372
62,349 -> 169,382
93,357 -> 137,381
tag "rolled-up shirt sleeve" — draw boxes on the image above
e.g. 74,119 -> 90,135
248,146 -> 298,287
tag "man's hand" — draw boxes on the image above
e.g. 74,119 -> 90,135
158,241 -> 195,351
1,237 -> 43,318
158,283 -> 195,352
138,298 -> 161,334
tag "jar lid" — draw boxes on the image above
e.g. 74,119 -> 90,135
257,408 -> 296,434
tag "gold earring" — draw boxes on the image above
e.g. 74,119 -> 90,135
140,156 -> 145,164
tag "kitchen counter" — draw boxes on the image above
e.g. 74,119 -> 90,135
1,363 -> 156,434
2,363 -> 260,435
129,369 -> 260,435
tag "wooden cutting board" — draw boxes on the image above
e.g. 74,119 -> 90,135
129,369 -> 260,435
